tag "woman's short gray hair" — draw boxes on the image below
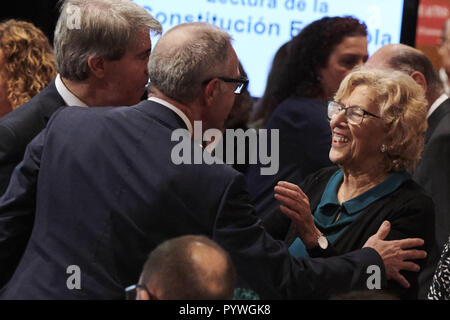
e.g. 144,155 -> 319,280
54,0 -> 161,81
335,68 -> 428,173
148,22 -> 232,104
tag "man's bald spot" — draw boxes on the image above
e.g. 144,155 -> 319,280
366,43 -> 423,69
156,25 -> 196,51
189,241 -> 229,295
155,23 -> 220,53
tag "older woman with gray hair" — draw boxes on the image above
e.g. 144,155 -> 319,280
264,68 -> 435,299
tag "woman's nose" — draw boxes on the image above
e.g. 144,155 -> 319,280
330,109 -> 348,128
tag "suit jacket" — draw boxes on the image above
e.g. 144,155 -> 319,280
245,97 -> 333,218
414,98 -> 450,251
0,100 -> 384,299
263,167 -> 436,299
0,79 -> 65,196
413,98 -> 450,299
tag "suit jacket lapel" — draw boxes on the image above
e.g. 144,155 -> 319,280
38,79 -> 67,122
426,98 -> 450,143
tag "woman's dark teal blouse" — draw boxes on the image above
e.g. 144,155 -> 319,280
288,169 -> 410,258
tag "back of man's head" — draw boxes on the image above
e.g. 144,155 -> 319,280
366,44 -> 443,103
54,0 -> 161,81
140,235 -> 236,300
148,22 -> 232,105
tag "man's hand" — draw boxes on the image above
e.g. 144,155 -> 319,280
363,221 -> 427,288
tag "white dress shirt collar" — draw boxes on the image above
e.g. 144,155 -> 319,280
428,93 -> 449,119
55,74 -> 88,107
148,97 -> 193,137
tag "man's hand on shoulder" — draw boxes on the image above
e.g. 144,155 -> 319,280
363,220 -> 427,288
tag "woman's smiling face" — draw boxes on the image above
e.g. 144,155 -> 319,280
329,85 -> 387,172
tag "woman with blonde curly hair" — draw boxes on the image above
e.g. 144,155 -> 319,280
0,20 -> 56,117
263,68 -> 435,299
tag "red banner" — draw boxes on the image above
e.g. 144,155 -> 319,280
416,0 -> 450,45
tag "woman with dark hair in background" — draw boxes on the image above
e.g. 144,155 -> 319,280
0,20 -> 56,117
246,16 -> 368,218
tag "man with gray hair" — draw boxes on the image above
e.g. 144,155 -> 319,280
0,23 -> 426,299
127,235 -> 236,300
366,43 -> 450,298
0,0 -> 161,195
0,0 -> 160,288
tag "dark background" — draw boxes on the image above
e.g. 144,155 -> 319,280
0,0 -> 60,43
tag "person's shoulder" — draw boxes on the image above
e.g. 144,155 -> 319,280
0,79 -> 62,132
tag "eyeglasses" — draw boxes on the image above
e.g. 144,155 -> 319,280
327,101 -> 381,125
125,283 -> 157,300
202,76 -> 249,95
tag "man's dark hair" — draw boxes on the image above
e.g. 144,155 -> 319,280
140,235 -> 236,300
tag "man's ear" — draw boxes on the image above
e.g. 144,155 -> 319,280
87,56 -> 106,79
203,79 -> 221,106
410,71 -> 428,93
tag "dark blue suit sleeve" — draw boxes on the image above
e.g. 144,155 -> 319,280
0,125 -> 19,196
0,129 -> 46,288
212,173 -> 386,299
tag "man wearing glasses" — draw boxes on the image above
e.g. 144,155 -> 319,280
0,22 -> 426,299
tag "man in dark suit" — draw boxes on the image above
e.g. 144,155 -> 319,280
0,0 -> 161,195
0,0 -> 161,286
366,43 -> 449,298
0,22 -> 426,299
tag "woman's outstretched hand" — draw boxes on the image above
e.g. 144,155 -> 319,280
274,181 -> 322,249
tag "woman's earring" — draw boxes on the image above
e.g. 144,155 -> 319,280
380,144 -> 387,153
